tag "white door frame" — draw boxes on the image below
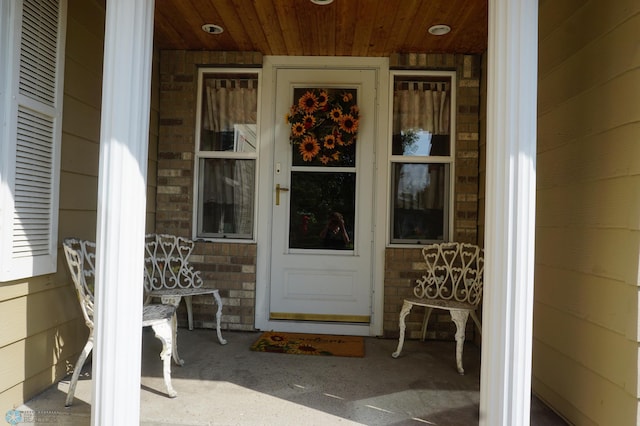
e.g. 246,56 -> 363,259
255,56 -> 390,336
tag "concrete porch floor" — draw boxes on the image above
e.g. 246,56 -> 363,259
19,329 -> 567,425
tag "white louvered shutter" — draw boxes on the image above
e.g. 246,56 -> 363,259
0,0 -> 67,280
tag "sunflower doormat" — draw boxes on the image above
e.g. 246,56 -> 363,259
250,332 -> 365,357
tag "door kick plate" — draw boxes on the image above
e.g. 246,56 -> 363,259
270,312 -> 370,323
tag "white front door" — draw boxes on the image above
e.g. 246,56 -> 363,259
267,68 -> 377,335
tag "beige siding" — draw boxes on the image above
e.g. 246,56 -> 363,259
0,0 -> 107,410
1,0 -> 159,409
535,0 -> 640,424
0,318 -> 87,406
0,275 -> 85,410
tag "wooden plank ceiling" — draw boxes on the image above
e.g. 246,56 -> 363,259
154,0 -> 488,56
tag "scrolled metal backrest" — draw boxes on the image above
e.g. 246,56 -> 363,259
414,242 -> 484,307
62,238 -> 96,329
143,233 -> 203,291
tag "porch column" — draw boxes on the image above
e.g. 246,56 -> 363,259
480,0 -> 538,425
92,0 -> 155,424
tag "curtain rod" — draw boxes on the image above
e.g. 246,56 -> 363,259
205,77 -> 258,81
393,81 -> 451,92
395,81 -> 450,90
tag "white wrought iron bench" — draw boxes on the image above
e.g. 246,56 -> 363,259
62,238 -> 182,406
392,242 -> 484,374
144,234 -> 227,345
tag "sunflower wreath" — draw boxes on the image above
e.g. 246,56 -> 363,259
285,88 -> 359,164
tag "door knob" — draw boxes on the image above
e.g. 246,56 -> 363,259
275,184 -> 289,206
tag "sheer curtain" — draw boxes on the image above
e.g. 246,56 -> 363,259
202,78 -> 257,236
393,81 -> 449,211
393,81 -> 450,136
203,79 -> 257,135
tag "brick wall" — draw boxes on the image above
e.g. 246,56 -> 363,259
157,51 -> 262,332
157,51 -> 482,337
385,53 -> 482,340
190,242 -> 257,331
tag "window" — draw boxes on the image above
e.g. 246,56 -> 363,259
0,0 -> 67,281
389,71 -> 454,244
194,70 -> 259,240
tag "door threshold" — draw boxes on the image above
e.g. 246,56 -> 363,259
260,319 -> 373,337
269,312 -> 370,323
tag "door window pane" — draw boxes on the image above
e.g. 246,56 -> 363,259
287,88 -> 358,167
288,172 -> 355,250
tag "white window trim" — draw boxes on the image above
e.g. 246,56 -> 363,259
387,70 -> 456,247
192,67 -> 261,243
0,0 -> 67,281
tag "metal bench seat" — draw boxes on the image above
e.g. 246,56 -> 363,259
144,234 -> 227,345
62,238 -> 182,406
392,242 -> 484,375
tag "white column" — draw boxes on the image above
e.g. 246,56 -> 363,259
480,0 -> 538,425
92,0 -> 155,424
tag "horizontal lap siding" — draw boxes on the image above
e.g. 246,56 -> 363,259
1,0 -> 159,409
0,315 -> 87,409
0,0 -> 107,410
535,0 -> 640,424
0,274 -> 84,410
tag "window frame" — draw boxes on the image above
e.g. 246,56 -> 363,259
0,0 -> 67,281
192,67 -> 261,242
387,70 -> 456,247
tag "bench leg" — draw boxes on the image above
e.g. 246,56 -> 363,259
450,309 -> 470,375
171,312 -> 184,366
421,307 -> 433,341
151,321 -> 178,398
392,300 -> 413,358
65,332 -> 94,407
212,291 -> 227,345
184,295 -> 194,330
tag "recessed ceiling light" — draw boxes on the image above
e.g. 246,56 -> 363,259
310,0 -> 334,4
202,24 -> 224,35
428,24 -> 451,36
